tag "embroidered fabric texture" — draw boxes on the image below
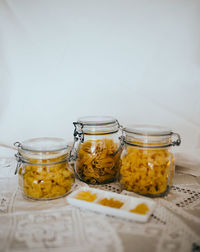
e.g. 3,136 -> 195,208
0,175 -> 200,252
120,184 -> 200,252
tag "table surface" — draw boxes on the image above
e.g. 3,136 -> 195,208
0,161 -> 200,252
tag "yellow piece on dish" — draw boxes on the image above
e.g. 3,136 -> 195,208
75,191 -> 97,202
130,203 -> 149,215
98,197 -> 124,208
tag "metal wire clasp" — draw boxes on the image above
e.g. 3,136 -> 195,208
14,142 -> 22,148
69,122 -> 84,161
14,153 -> 22,175
118,122 -> 125,147
111,122 -> 125,156
14,142 -> 22,175
73,122 -> 84,143
171,133 -> 181,146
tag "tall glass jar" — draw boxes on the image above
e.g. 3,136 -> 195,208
14,137 -> 74,200
71,116 -> 122,184
119,125 -> 181,197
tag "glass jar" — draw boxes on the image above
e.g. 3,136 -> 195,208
71,116 -> 122,184
14,137 -> 75,200
119,125 -> 181,197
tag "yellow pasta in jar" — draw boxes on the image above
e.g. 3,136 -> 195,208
120,146 -> 174,196
21,155 -> 74,199
76,139 -> 121,184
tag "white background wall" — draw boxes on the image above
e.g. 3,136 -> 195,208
0,0 -> 200,153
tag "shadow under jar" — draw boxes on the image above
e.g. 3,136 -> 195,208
14,137 -> 74,200
71,116 -> 122,185
119,125 -> 181,197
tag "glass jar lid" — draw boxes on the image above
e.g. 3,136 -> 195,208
76,116 -> 119,135
123,125 -> 181,148
20,137 -> 68,152
14,137 -> 69,161
78,116 -> 117,126
124,125 -> 172,136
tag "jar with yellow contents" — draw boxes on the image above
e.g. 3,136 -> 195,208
119,125 -> 181,197
14,137 -> 74,200
71,116 -> 122,185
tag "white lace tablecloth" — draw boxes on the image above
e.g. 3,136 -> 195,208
0,161 -> 200,252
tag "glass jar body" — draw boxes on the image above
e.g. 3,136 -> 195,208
18,154 -> 74,200
120,144 -> 174,197
15,137 -> 75,200
74,132 -> 122,185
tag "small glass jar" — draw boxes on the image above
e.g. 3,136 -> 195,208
14,137 -> 75,200
71,116 -> 122,184
119,125 -> 181,197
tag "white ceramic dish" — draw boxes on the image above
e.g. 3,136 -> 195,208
67,187 -> 156,222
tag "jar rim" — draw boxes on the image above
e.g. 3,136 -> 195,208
77,116 -> 117,126
17,137 -> 69,152
123,125 -> 172,137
